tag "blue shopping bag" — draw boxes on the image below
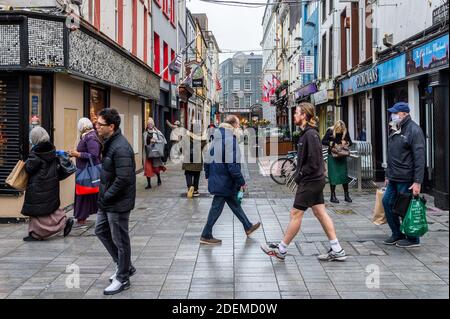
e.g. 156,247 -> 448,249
75,157 -> 102,195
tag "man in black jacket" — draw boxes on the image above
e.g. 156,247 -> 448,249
95,108 -> 136,295
382,102 -> 425,248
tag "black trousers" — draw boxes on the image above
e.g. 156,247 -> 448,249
95,210 -> 132,283
185,171 -> 200,191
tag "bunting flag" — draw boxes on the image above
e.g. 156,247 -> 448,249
268,80 -> 275,96
262,84 -> 269,102
215,75 -> 222,91
272,74 -> 281,88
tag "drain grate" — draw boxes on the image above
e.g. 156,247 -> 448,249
333,209 -> 355,215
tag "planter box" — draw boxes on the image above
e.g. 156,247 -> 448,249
265,137 -> 294,156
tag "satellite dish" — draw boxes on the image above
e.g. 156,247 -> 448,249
232,52 -> 248,68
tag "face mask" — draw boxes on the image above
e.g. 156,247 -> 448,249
391,114 -> 402,123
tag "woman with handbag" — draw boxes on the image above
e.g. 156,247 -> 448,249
322,120 -> 353,203
182,122 -> 207,198
68,118 -> 102,226
21,126 -> 74,241
143,117 -> 167,189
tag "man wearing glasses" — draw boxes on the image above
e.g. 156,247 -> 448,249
94,108 -> 137,295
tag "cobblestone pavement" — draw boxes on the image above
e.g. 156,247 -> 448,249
0,159 -> 448,299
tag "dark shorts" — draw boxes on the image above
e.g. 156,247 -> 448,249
293,179 -> 326,211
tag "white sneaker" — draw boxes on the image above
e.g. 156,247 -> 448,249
103,279 -> 130,295
317,249 -> 347,261
109,265 -> 136,283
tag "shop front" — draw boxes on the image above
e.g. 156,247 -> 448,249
312,89 -> 338,138
338,31 -> 449,208
0,11 -> 160,218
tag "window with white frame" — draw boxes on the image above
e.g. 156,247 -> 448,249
234,95 -> 240,107
244,64 -> 251,73
233,66 -> 240,74
233,79 -> 240,91
244,95 -> 251,107
244,79 -> 251,91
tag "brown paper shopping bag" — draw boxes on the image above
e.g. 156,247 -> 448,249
6,160 -> 28,191
372,188 -> 387,225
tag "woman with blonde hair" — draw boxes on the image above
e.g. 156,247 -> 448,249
143,117 -> 167,189
68,117 -> 102,225
322,120 -> 353,203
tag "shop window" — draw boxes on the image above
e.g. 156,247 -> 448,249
29,76 -> 43,133
88,86 -> 106,125
354,93 -> 366,141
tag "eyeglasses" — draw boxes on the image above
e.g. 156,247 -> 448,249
95,122 -> 109,127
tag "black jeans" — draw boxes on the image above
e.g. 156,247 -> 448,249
95,210 -> 132,283
185,171 -> 200,191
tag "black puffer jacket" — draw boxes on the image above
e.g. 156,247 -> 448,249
98,129 -> 136,213
294,125 -> 326,184
21,141 -> 60,217
386,115 -> 425,184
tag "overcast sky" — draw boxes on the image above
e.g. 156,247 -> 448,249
186,0 -> 266,63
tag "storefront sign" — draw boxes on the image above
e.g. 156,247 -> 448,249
406,34 -> 449,76
433,1 -> 449,25
192,78 -> 204,87
356,68 -> 378,88
294,82 -> 318,100
312,89 -> 334,105
340,54 -> 406,96
226,108 -> 250,113
299,56 -> 315,74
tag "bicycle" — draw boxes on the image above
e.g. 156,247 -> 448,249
269,151 -> 297,185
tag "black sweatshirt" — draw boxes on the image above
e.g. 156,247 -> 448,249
294,125 -> 326,184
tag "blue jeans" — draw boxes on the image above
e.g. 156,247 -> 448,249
201,195 -> 253,239
382,181 -> 419,244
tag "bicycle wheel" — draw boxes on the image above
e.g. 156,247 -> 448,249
270,158 -> 295,185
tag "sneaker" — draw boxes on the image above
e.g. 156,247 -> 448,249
383,235 -> 405,245
395,239 -> 421,248
245,222 -> 261,236
193,191 -> 200,197
199,237 -> 222,245
260,243 -> 286,261
23,235 -> 41,242
103,279 -> 130,295
187,186 -> 194,198
317,249 -> 347,261
63,218 -> 74,237
109,265 -> 137,283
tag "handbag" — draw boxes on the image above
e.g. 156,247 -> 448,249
75,157 -> 102,195
392,192 -> 412,218
331,144 -> 350,158
372,188 -> 387,225
146,142 -> 164,159
6,160 -> 28,191
56,151 -> 77,181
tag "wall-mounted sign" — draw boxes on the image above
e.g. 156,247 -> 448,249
433,1 -> 449,25
312,89 -> 334,105
406,34 -> 449,76
340,54 -> 406,96
192,78 -> 204,87
356,68 -> 379,88
299,56 -> 314,74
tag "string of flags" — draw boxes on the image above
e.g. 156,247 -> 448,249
262,74 -> 281,102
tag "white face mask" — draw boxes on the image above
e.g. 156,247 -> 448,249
391,113 -> 402,123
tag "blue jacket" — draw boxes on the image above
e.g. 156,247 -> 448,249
204,126 -> 245,197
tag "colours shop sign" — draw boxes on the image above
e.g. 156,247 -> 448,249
356,68 -> 379,88
340,54 -> 406,96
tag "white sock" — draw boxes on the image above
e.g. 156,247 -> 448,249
278,241 -> 288,254
330,239 -> 342,252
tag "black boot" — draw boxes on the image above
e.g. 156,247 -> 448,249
344,192 -> 352,203
145,177 -> 151,189
157,174 -> 162,186
343,184 -> 352,202
330,192 -> 339,203
330,185 -> 339,203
